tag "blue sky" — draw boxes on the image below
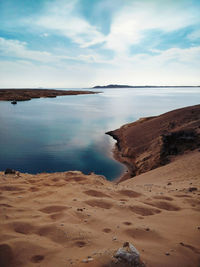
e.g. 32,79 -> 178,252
0,0 -> 200,87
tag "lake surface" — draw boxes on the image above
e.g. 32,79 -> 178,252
0,87 -> 199,180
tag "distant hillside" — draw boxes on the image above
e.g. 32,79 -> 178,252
93,84 -> 134,88
92,84 -> 200,89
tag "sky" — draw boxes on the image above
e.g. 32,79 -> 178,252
0,0 -> 200,88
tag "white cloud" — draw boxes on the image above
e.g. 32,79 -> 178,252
33,0 -> 105,48
1,45 -> 199,88
0,37 -> 108,64
105,1 -> 199,53
0,37 -> 53,62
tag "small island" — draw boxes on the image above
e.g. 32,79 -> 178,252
0,89 -> 98,102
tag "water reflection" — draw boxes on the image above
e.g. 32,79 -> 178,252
0,87 -> 199,180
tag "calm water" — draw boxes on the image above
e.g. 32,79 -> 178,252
0,87 -> 199,180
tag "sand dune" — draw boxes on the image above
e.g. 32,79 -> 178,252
0,149 -> 199,266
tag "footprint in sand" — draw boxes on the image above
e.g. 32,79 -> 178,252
129,205 -> 161,216
50,212 -> 65,220
184,198 -> 200,210
64,176 -> 85,182
74,241 -> 87,247
85,199 -> 112,209
29,187 -> 39,192
51,177 -> 59,182
0,186 -> 23,191
123,222 -> 132,226
118,190 -> 142,198
0,244 -> 14,267
83,190 -> 110,198
0,203 -> 13,208
37,225 -> 68,244
31,255 -> 44,263
39,205 -> 69,214
153,195 -> 173,201
124,228 -> 162,241
13,221 -> 35,235
174,194 -> 192,198
144,201 -> 181,211
103,228 -> 112,233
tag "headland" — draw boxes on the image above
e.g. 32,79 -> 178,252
0,89 -> 98,102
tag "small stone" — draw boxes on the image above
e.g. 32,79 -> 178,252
82,259 -> 88,263
167,182 -> 172,186
145,228 -> 150,231
197,226 -> 200,230
112,236 -> 117,241
188,187 -> 197,192
165,252 -> 170,256
115,242 -> 141,265
77,208 -> 83,212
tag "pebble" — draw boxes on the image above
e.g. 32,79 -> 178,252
112,236 -> 117,241
188,187 -> 197,192
82,258 -> 93,263
77,208 -> 83,212
165,252 -> 170,256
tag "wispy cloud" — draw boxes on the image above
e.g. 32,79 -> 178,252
105,1 -> 200,53
0,37 -> 53,62
0,37 -> 108,64
0,0 -> 199,87
31,0 -> 105,48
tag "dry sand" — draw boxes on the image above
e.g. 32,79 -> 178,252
0,149 -> 199,267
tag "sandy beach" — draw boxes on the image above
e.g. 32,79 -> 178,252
0,105 -> 200,267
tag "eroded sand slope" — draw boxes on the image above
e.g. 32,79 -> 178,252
107,104 -> 200,180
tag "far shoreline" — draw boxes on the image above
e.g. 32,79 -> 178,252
0,88 -> 98,102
